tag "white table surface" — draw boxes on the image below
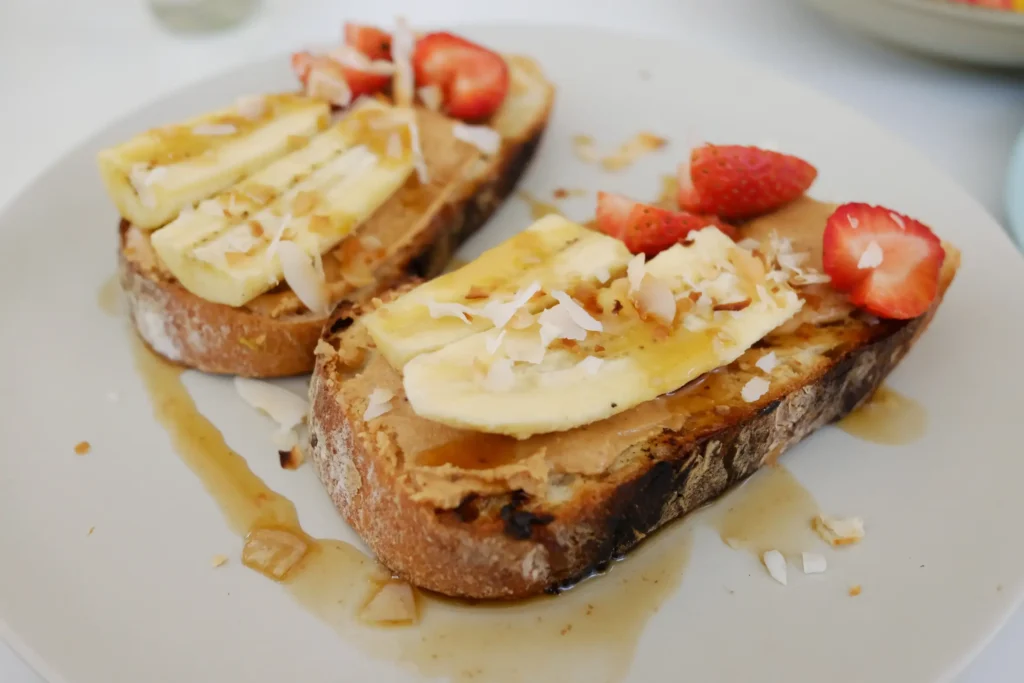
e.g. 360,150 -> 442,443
1,0 -> 1022,681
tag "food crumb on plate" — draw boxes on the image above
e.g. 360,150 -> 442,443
74,441 -> 91,455
212,554 -> 229,568
849,584 -> 862,597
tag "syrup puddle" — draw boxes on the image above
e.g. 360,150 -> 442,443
97,274 -> 122,316
517,190 -> 564,220
712,466 -> 821,557
839,384 -> 927,445
128,332 -> 692,683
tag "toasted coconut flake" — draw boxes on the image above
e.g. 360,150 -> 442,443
364,388 -> 395,421
233,377 -> 308,430
790,271 -> 831,286
572,134 -> 600,163
236,94 -> 267,120
279,445 -> 305,470
508,308 -> 536,330
453,123 -> 502,156
242,528 -> 309,580
417,85 -> 442,111
857,240 -> 884,269
504,331 -> 547,364
813,515 -> 865,546
277,240 -> 330,316
627,253 -> 647,292
480,282 -> 542,329
634,276 -> 677,325
755,351 -> 778,373
426,300 -> 475,323
328,44 -> 396,74
360,581 -> 418,625
551,291 -> 603,333
578,356 -> 604,375
802,552 -> 827,574
484,329 -> 507,356
539,304 -> 587,347
741,376 -> 770,403
192,122 -> 237,136
482,358 -> 515,392
762,550 -> 787,586
713,298 -> 752,312
211,554 -> 229,568
307,68 -> 352,107
601,131 -> 668,171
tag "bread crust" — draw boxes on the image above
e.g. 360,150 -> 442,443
120,60 -> 554,377
308,250 -> 960,599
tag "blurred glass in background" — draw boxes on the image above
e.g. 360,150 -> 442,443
149,0 -> 262,32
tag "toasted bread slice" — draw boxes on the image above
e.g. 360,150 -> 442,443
308,198 -> 961,599
120,56 -> 554,377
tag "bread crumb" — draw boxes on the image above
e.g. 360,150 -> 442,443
74,441 -> 91,455
87,526 -> 95,536
849,584 -> 862,597
212,554 -> 229,568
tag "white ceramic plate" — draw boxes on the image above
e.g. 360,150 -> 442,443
2,24 -> 1024,683
802,0 -> 1024,67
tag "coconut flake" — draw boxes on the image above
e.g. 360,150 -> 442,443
264,212 -> 294,264
627,253 -> 646,292
593,266 -> 611,284
736,238 -> 761,251
683,314 -> 709,332
504,332 -> 547,364
364,387 -> 395,421
417,85 -> 442,111
426,300 -> 475,323
741,376 -> 770,403
271,427 -> 299,451
485,329 -> 506,355
480,282 -> 541,329
482,358 -> 515,392
234,377 -> 308,430
192,122 -> 237,136
551,291 -> 603,332
813,515 -> 865,546
307,67 -> 352,108
236,94 -> 267,120
755,351 -> 778,374
857,240 -> 884,269
328,44 -> 396,74
453,123 -> 502,156
390,16 -> 416,108
277,240 -> 331,316
578,356 -> 604,375
538,303 -> 588,347
386,133 -> 403,159
762,550 -> 787,586
634,276 -> 676,325
802,552 -> 827,575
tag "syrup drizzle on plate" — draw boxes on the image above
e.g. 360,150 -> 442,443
839,385 -> 927,445
112,274 -> 691,682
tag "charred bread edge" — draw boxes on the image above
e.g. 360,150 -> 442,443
309,266 -> 956,600
119,108 -> 551,378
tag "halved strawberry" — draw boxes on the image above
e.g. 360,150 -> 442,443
344,23 -> 392,60
595,192 -> 736,256
678,145 -> 817,220
412,32 -> 509,121
822,203 -> 944,319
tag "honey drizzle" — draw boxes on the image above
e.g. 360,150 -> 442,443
518,190 -> 564,220
839,385 -> 927,445
128,334 -> 692,683
712,466 -> 822,557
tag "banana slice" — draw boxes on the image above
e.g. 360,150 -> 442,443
150,106 -> 416,307
98,94 -> 330,230
363,215 -> 633,369
401,228 -> 803,438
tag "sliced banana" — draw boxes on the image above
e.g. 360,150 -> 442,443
401,228 -> 804,438
150,106 -> 416,307
98,94 -> 330,230
363,214 -> 633,369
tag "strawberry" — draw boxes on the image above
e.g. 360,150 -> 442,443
412,32 -> 509,121
678,145 -> 817,220
595,192 -> 736,256
822,203 -> 944,319
290,51 -> 317,86
344,23 -> 392,60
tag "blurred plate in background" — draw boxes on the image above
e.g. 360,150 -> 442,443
802,0 -> 1024,67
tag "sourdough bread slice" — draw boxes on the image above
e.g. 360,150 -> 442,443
121,56 -> 555,377
308,198 -> 960,599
